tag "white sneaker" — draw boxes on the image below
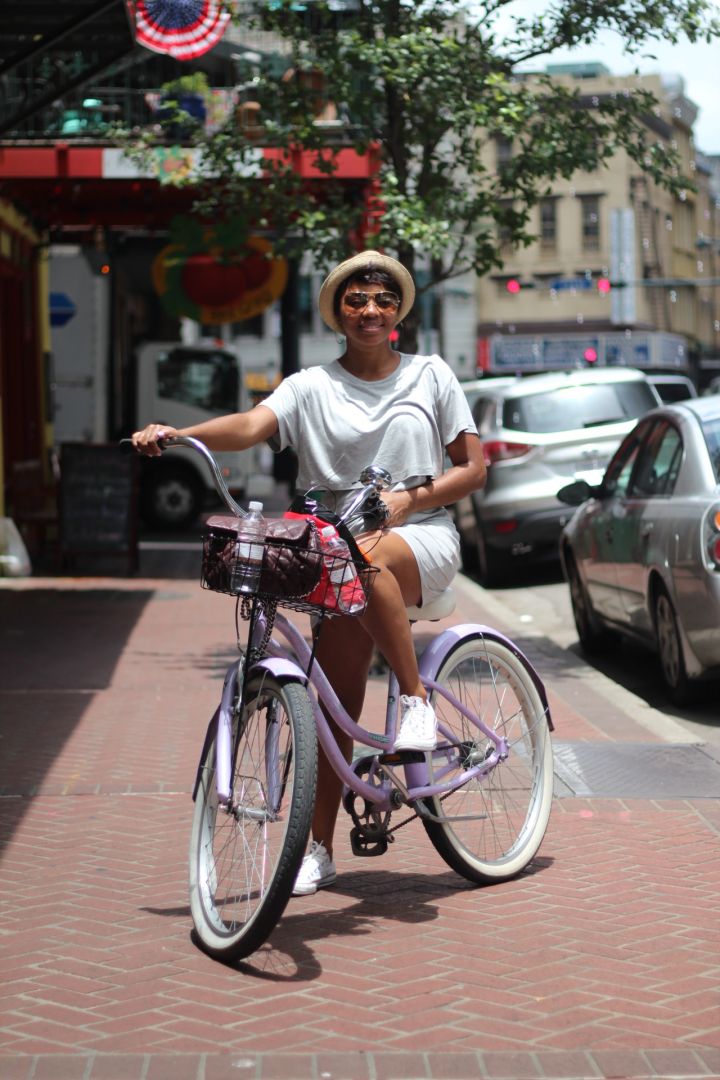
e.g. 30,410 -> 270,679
292,840 -> 337,896
394,695 -> 437,752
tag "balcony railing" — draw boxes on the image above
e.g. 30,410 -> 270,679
3,83 -> 361,147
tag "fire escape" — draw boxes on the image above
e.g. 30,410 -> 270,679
0,1 -> 137,137
630,173 -> 672,331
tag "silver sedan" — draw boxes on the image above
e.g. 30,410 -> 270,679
558,396 -> 720,704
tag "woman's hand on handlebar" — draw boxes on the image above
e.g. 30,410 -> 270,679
131,423 -> 179,456
379,490 -> 414,528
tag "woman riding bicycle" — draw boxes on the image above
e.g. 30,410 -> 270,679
132,250 -> 486,896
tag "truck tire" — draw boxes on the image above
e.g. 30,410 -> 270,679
140,463 -> 203,530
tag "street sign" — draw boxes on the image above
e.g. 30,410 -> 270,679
49,292 -> 77,328
550,277 -> 592,291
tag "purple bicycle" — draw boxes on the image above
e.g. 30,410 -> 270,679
146,437 -> 554,961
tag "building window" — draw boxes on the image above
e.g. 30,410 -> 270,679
580,195 -> 600,251
540,199 -> 557,249
495,136 -> 513,171
497,200 -> 514,251
415,268 -> 441,330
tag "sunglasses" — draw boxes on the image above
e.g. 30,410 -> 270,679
341,290 -> 400,312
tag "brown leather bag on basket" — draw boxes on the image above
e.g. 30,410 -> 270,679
259,517 -> 323,598
203,514 -> 323,598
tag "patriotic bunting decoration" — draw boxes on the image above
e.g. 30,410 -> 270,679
130,0 -> 231,61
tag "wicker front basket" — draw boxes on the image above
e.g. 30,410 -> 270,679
200,521 -> 378,617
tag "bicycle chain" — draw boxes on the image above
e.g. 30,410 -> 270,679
237,597 -> 278,658
385,789 -> 453,837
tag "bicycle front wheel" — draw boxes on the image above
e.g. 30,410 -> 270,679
423,635 -> 553,883
189,672 -> 317,960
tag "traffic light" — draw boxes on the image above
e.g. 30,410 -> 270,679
597,277 -> 611,294
506,278 -> 521,294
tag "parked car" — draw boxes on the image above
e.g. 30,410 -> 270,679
458,376 -> 521,414
647,373 -> 697,404
558,396 -> 720,703
453,368 -> 661,583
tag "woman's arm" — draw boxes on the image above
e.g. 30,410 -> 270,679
131,404 -> 279,456
380,432 -> 486,527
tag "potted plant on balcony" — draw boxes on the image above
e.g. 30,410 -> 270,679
158,72 -> 210,139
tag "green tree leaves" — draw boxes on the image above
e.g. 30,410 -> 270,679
130,0 -> 719,346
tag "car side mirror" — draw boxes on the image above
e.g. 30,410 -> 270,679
557,479 -> 599,506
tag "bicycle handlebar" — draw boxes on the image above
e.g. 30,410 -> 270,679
120,435 -> 247,518
121,435 -> 392,528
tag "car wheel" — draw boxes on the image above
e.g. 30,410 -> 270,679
476,525 -> 508,587
654,588 -> 693,705
566,554 -> 611,653
140,465 -> 203,531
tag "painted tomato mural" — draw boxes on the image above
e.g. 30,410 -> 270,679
153,223 -> 287,324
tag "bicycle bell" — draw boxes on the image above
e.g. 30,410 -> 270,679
359,465 -> 392,491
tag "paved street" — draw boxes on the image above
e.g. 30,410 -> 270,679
1,557 -> 718,1080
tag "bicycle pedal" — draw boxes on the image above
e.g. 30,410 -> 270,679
380,750 -> 425,765
350,827 -> 388,857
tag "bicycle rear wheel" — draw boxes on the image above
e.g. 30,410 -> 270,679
189,671 -> 317,960
423,635 -> 553,883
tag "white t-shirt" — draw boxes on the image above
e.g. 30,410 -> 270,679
262,353 -> 477,499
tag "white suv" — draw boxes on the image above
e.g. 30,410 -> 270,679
455,368 -> 661,584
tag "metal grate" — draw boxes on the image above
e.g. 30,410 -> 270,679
552,741 -> 720,799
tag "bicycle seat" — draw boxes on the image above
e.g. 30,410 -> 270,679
406,587 -> 456,623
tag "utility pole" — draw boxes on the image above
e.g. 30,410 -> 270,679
274,257 -> 300,489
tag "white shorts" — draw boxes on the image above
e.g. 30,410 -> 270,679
392,508 -> 460,606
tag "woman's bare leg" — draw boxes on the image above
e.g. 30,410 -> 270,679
309,531 -> 424,857
357,530 -> 425,700
312,616 -> 374,858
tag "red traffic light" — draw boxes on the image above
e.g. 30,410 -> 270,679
597,277 -> 611,294
506,279 -> 521,294
583,347 -> 598,364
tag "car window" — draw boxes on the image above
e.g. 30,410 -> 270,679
702,417 -> 720,483
629,422 -> 683,497
157,349 -> 238,412
472,397 -> 498,432
503,381 -> 657,433
652,380 -> 695,404
603,426 -> 647,497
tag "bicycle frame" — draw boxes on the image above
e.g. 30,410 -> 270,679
196,600 -> 552,814
129,435 -> 557,961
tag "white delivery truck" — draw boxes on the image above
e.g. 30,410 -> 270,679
49,247 -> 253,529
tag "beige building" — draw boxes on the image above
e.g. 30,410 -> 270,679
477,63 -> 719,387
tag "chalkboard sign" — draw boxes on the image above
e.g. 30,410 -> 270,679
59,443 -> 138,572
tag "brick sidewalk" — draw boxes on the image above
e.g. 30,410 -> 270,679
0,574 -> 718,1080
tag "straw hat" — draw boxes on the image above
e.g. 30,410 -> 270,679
318,250 -> 415,333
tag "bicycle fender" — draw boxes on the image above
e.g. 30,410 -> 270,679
418,624 -> 554,731
249,657 -> 309,685
191,661 -> 240,803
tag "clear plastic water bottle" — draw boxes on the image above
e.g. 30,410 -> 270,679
320,525 -> 364,614
230,501 -> 266,595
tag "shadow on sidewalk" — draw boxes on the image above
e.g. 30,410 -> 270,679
0,588 -> 153,850
143,859 -> 554,981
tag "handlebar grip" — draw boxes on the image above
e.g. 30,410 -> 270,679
118,436 -> 171,453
